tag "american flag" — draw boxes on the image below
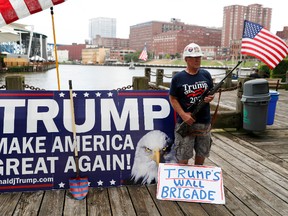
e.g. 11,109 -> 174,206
241,20 -> 288,69
139,45 -> 148,61
0,0 -> 67,28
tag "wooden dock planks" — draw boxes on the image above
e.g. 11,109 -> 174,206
1,89 -> 288,215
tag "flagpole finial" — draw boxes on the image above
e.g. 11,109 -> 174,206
50,7 -> 54,15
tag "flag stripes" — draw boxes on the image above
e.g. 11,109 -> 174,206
139,45 -> 148,61
241,20 -> 288,69
69,177 -> 89,200
0,0 -> 66,28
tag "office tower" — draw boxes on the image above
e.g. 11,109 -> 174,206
89,17 -> 116,39
221,4 -> 272,48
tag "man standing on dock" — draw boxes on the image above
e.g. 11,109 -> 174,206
169,43 -> 215,166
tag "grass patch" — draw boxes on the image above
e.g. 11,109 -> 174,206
148,59 -> 260,68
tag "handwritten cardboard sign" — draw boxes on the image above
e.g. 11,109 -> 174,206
157,163 -> 225,204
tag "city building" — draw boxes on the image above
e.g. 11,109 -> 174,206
81,46 -> 110,64
221,4 -> 272,48
201,46 -> 222,60
130,18 -> 221,58
129,19 -> 185,52
277,26 -> 288,40
152,28 -> 221,58
89,17 -> 116,39
56,43 -> 86,61
108,49 -> 135,62
92,35 -> 129,49
0,23 -> 48,60
54,50 -> 69,62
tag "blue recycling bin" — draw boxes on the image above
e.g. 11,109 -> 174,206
267,90 -> 280,125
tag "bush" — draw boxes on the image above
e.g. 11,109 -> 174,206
259,64 -> 271,78
273,59 -> 288,82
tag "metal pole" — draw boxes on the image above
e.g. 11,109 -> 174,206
50,7 -> 61,90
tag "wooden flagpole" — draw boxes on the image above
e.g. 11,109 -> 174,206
50,7 -> 61,90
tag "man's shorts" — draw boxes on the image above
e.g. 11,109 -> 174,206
174,123 -> 212,161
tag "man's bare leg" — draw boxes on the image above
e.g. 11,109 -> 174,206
195,155 -> 205,165
178,159 -> 188,165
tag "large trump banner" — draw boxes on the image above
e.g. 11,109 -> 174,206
0,90 -> 176,192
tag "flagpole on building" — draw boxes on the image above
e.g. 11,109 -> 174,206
50,7 -> 61,90
238,20 -> 248,77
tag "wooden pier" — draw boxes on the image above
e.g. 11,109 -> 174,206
1,89 -> 288,216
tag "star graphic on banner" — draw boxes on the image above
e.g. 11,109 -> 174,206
72,92 -> 77,97
58,182 -> 65,188
107,92 -> 113,97
84,92 -> 89,97
97,180 -> 103,186
95,92 -> 101,97
59,92 -> 65,97
110,179 -> 116,185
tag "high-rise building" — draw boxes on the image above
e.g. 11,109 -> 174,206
221,4 -> 272,48
89,17 -> 116,39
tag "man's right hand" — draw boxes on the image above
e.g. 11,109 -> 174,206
180,112 -> 195,126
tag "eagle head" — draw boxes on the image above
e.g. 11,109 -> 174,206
131,130 -> 175,184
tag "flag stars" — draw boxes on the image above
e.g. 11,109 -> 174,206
84,92 -> 89,97
97,180 -> 103,186
72,92 -> 77,97
110,179 -> 116,185
107,92 -> 113,97
58,182 -> 65,188
243,20 -> 262,38
95,92 -> 101,97
59,92 -> 65,97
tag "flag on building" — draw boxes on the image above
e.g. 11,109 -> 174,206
0,0 -> 67,28
139,44 -> 148,61
241,20 -> 288,69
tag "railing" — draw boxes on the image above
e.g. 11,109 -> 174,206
3,67 -> 277,130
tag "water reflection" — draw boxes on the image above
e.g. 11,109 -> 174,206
0,65 -> 227,90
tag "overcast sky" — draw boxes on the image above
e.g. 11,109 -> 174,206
15,0 -> 288,45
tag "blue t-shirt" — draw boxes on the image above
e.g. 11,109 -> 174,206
169,68 -> 214,123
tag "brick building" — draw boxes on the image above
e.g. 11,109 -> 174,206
92,35 -> 129,49
57,43 -> 86,61
130,18 -> 221,57
108,49 -> 135,62
222,4 -> 272,48
277,26 -> 288,40
129,19 -> 185,52
152,28 -> 221,58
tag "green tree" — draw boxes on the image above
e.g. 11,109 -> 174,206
273,59 -> 288,81
259,64 -> 271,78
175,53 -> 181,59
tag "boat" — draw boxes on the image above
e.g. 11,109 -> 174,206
129,61 -> 135,69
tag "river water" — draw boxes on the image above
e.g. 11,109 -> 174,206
0,65 -> 231,90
